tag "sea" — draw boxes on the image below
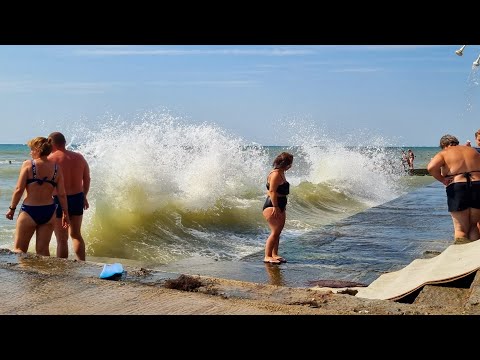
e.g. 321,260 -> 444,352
0,116 -> 454,288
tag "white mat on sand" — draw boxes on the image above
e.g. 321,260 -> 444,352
355,240 -> 480,301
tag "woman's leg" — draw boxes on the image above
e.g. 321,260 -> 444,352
451,209 -> 472,242
13,212 -> 36,253
468,208 -> 480,241
35,214 -> 55,256
272,211 -> 286,261
263,208 -> 286,263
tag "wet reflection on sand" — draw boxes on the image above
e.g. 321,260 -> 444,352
264,262 -> 285,286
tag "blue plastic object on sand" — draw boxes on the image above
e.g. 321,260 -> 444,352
99,263 -> 124,280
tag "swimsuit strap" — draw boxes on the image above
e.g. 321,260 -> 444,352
267,169 -> 286,187
52,163 -> 58,181
28,160 -> 57,186
445,170 -> 480,178
31,160 -> 37,179
266,169 -> 277,186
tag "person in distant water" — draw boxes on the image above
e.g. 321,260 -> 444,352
48,132 -> 90,261
5,137 -> 69,255
262,152 -> 293,264
407,149 -> 415,170
473,129 -> 480,153
465,129 -> 480,152
401,150 -> 409,171
427,134 -> 480,244
466,130 -> 480,235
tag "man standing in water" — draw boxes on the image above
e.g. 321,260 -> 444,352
48,132 -> 90,260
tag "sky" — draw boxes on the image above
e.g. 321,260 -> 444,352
0,45 -> 479,146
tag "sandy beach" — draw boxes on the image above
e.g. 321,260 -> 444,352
1,249 -> 479,315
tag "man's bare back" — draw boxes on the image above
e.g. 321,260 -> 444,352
49,149 -> 89,195
47,132 -> 90,261
429,144 -> 480,185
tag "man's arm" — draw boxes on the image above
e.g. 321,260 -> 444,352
82,156 -> 91,210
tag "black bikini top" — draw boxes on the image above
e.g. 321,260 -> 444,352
267,181 -> 290,195
445,170 -> 480,180
266,170 -> 290,195
26,160 -> 58,187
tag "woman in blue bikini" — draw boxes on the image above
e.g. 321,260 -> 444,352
262,152 -> 293,264
5,137 -> 70,256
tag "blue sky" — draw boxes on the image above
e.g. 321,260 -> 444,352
1,45 -> 479,146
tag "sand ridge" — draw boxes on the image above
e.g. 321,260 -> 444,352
0,249 -> 476,315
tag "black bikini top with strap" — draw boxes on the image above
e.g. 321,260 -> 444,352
445,170 -> 480,187
266,170 -> 290,195
26,160 -> 58,187
267,181 -> 290,195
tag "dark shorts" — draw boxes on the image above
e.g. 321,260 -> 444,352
263,196 -> 287,211
446,181 -> 480,212
54,192 -> 85,218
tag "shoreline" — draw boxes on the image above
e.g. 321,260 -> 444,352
1,249 -> 478,315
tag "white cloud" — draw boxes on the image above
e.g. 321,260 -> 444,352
73,46 -> 315,56
148,80 -> 258,87
0,80 -> 120,94
330,68 -> 382,73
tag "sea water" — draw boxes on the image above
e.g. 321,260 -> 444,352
0,115 -> 451,287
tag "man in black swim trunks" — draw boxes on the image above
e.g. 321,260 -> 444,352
428,134 -> 480,244
48,132 -> 90,261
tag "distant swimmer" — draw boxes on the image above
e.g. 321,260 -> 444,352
407,149 -> 415,170
465,130 -> 480,153
401,150 -> 408,171
474,129 -> 480,153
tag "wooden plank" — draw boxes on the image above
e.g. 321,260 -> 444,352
408,169 -> 430,176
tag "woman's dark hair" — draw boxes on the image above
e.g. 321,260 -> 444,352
273,152 -> 293,169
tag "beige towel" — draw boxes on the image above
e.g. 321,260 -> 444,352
355,240 -> 480,301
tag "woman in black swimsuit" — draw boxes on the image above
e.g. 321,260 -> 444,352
262,152 -> 293,264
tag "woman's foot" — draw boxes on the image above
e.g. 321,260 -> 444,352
273,256 -> 287,263
263,257 -> 281,264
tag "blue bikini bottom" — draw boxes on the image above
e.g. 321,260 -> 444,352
20,203 -> 57,225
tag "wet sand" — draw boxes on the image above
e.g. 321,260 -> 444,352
0,249 -> 477,315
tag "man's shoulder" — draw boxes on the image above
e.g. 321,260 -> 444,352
64,149 -> 86,160
50,149 -> 86,163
